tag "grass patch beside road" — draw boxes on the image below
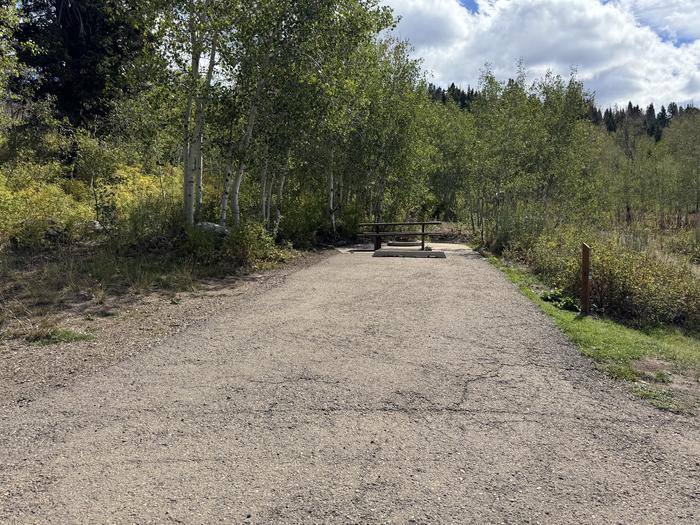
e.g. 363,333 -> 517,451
0,239 -> 296,343
489,256 -> 700,413
26,326 -> 95,345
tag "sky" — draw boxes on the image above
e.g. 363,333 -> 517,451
384,0 -> 700,108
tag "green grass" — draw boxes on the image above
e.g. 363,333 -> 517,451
25,327 -> 95,345
489,256 -> 700,410
633,383 -> 677,411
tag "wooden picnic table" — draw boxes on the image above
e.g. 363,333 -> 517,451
358,221 -> 442,251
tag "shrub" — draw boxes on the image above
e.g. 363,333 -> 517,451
591,242 -> 699,326
223,223 -> 288,267
520,227 -> 700,328
666,227 -> 700,264
182,225 -> 218,262
0,153 -> 183,250
108,166 -> 182,248
277,193 -> 326,247
521,227 -> 582,295
0,168 -> 93,247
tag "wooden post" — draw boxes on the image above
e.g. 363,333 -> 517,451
581,243 -> 591,315
374,224 -> 381,251
421,223 -> 426,251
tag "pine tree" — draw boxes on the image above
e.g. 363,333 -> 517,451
645,103 -> 657,137
586,103 -> 601,124
14,0 -> 149,126
657,106 -> 669,128
458,91 -> 468,109
603,108 -> 616,132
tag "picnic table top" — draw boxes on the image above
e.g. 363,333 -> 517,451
358,221 -> 442,227
359,231 -> 433,237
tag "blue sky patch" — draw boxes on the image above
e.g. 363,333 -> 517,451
665,35 -> 695,48
458,0 -> 479,13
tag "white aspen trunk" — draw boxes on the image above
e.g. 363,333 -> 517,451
266,173 -> 275,225
195,135 -> 203,217
183,88 -> 195,224
182,94 -> 194,224
327,147 -> 338,234
260,156 -> 269,222
337,171 -> 343,211
219,136 -> 236,227
191,100 -> 203,221
220,81 -> 260,227
183,25 -> 201,225
328,168 -> 336,234
231,164 -> 246,227
273,171 -> 286,237
229,93 -> 259,227
191,35 -> 217,222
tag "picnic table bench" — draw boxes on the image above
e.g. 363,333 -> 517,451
358,221 -> 442,251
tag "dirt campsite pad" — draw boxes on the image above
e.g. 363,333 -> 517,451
1,245 -> 698,523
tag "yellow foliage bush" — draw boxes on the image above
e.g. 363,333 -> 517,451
0,170 -> 93,245
0,159 -> 181,247
107,165 -> 180,220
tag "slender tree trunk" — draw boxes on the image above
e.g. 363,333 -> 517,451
191,35 -> 217,223
266,173 -> 275,225
183,88 -> 196,224
182,21 -> 201,225
469,194 -> 476,234
221,83 -> 260,227
231,134 -> 253,227
219,126 -> 236,227
191,105 -> 203,222
328,165 -> 336,234
194,133 -> 203,219
337,171 -> 344,211
260,155 -> 269,223
273,171 -> 286,237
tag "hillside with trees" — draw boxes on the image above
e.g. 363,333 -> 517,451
1,0 -> 699,337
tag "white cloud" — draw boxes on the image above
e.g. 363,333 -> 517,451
385,0 -> 700,107
390,0 -> 470,47
618,0 -> 700,42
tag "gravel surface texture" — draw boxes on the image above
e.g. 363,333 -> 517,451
1,246 -> 698,523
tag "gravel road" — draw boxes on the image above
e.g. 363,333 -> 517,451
1,246 -> 698,523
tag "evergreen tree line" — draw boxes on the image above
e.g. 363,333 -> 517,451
431,81 -> 697,143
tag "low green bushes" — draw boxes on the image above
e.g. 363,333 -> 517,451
666,227 -> 700,264
512,227 -> 700,328
222,223 -> 290,268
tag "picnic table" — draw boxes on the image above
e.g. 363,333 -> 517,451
358,221 -> 442,251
